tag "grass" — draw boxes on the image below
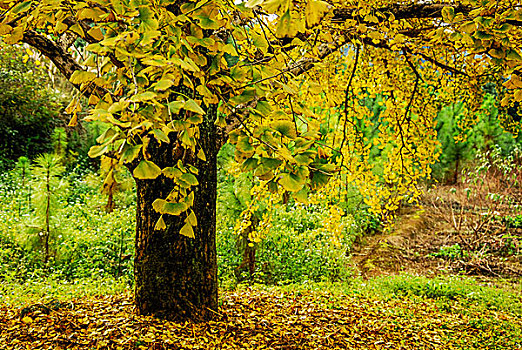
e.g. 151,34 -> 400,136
0,276 -> 130,308
250,274 -> 522,316
345,274 -> 522,316
3,273 -> 520,316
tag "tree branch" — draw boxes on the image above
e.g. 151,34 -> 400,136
23,30 -> 108,98
332,3 -> 471,23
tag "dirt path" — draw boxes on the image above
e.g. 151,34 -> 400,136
350,206 -> 522,281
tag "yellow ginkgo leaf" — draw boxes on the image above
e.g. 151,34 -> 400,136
180,222 -> 195,238
305,0 -> 330,27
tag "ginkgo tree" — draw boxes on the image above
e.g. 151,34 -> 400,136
1,0 -> 521,320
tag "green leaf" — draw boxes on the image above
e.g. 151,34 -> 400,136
180,222 -> 195,238
162,167 -> 183,178
152,199 -> 167,213
230,66 -> 249,81
251,32 -> 269,53
184,191 -> 195,207
154,79 -> 175,91
496,23 -> 513,32
316,163 -> 339,172
120,144 -> 142,164
141,30 -> 161,46
293,187 -> 309,204
195,15 -> 220,29
133,160 -> 162,179
258,157 -> 282,173
460,21 -> 476,34
295,153 -> 314,166
255,101 -> 272,116
96,128 -> 117,144
130,91 -> 157,102
197,149 -> 207,161
310,171 -> 330,190
180,173 -> 198,186
474,31 -> 494,40
183,99 -> 206,114
236,137 -> 254,154
230,88 -> 256,105
273,120 -> 297,139
186,210 -> 197,226
163,202 -> 188,215
168,100 -> 185,114
241,158 -> 258,171
88,145 -> 108,158
294,138 -> 315,153
70,70 -> 96,84
138,7 -> 159,31
12,1 -> 32,14
506,49 -> 522,61
441,6 -> 455,22
276,10 -> 298,38
187,114 -> 203,124
152,129 -> 170,143
267,180 -> 279,193
279,172 -> 305,192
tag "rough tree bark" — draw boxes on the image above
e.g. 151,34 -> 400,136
134,115 -> 219,321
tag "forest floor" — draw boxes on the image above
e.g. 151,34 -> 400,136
1,283 -> 521,350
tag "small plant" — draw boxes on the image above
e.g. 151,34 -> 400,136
432,243 -> 465,260
26,153 -> 66,264
501,214 -> 522,229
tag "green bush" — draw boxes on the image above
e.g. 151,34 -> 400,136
0,166 -> 135,283
218,202 -> 358,287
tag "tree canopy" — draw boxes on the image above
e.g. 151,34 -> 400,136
1,0 -> 521,222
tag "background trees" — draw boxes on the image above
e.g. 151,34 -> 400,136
1,0 -> 521,321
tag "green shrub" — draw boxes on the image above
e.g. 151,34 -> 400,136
431,243 -> 465,260
218,203 -> 358,286
0,166 -> 135,283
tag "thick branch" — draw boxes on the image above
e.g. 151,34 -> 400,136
332,3 -> 471,23
23,30 -> 108,98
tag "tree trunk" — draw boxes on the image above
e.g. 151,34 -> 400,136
134,116 -> 219,321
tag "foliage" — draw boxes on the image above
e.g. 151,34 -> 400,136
24,153 -> 66,264
218,202 -> 357,287
5,0 -> 522,231
4,0 -> 522,319
431,244 -> 466,261
217,143 -> 375,286
502,214 -> 522,229
0,277 -> 129,308
1,153 -> 367,286
0,43 -> 59,170
432,93 -> 522,183
0,165 -> 135,282
1,282 -> 521,349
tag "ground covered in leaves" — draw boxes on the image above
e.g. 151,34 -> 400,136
1,286 -> 521,350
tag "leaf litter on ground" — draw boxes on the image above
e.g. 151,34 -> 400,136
1,286 -> 521,349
